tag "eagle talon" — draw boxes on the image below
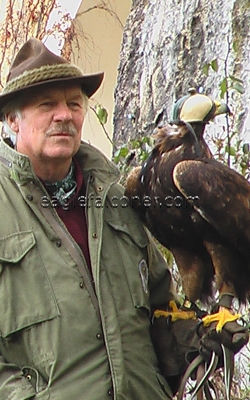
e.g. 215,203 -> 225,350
202,307 -> 241,332
154,300 -> 197,322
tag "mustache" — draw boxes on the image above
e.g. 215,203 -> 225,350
46,123 -> 78,136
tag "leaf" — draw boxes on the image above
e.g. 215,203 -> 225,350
118,147 -> 129,158
220,77 -> 228,98
95,104 -> 108,125
202,63 -> 210,76
228,146 -> 236,156
243,143 -> 250,154
140,152 -> 150,161
211,58 -> 218,72
113,147 -> 129,164
232,82 -> 245,94
229,75 -> 243,83
232,41 -> 238,52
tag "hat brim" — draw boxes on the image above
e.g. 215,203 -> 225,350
0,71 -> 104,118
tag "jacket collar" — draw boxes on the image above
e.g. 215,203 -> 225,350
75,141 -> 120,187
0,138 -> 120,186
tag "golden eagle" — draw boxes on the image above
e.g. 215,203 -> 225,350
125,89 -> 250,330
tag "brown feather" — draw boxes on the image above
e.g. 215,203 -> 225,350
125,120 -> 250,306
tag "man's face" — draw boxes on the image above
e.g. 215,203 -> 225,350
8,83 -> 85,165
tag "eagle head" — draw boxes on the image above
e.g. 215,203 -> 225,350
171,88 -> 231,125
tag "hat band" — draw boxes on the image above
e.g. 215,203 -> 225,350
3,63 -> 84,94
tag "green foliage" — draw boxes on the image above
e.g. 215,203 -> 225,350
94,104 -> 108,125
202,51 -> 249,177
229,75 -> 245,94
219,74 -> 245,99
90,103 -> 113,145
203,57 -> 245,99
202,58 -> 218,76
113,136 -> 155,182
226,139 -> 250,178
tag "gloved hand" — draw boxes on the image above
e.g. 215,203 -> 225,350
196,319 -> 249,365
150,314 -> 249,395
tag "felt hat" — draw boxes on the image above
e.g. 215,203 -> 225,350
0,38 -> 104,116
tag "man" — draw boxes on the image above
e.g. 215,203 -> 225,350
0,38 -> 247,400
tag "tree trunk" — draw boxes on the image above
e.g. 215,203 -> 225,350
113,0 -> 250,148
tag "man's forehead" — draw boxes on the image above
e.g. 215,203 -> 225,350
23,83 -> 84,102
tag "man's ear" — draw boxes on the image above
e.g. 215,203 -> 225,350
6,113 -> 19,133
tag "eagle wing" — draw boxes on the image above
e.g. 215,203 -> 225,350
173,158 -> 250,258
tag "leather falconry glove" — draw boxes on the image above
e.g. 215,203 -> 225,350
150,312 -> 249,396
196,319 -> 249,366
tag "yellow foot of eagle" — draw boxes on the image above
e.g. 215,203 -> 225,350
154,300 -> 196,322
202,306 -> 241,332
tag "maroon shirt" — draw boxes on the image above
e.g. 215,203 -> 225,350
43,160 -> 91,269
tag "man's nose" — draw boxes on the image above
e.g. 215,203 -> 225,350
53,103 -> 73,121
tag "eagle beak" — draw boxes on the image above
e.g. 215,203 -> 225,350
213,100 -> 232,117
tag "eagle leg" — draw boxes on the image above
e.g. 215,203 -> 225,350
154,300 -> 197,322
181,297 -> 207,319
202,294 -> 241,332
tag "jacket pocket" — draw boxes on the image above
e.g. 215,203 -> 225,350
0,230 -> 60,338
22,366 -> 49,398
105,218 -> 150,312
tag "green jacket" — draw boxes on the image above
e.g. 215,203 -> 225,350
0,139 -> 174,400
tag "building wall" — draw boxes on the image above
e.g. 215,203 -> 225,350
74,1 -> 131,157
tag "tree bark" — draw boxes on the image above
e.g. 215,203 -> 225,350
113,0 -> 250,147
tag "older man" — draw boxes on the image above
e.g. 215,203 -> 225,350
0,39 -> 247,400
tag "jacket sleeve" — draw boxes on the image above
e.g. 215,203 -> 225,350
146,231 -> 177,308
146,233 -> 193,395
0,354 -> 36,400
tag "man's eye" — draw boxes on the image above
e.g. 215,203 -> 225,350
40,101 -> 53,107
69,102 -> 82,109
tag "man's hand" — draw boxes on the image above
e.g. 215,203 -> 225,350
197,319 -> 249,365
150,314 -> 249,395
